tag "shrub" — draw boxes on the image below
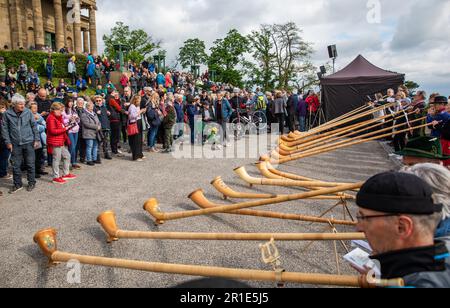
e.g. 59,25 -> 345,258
0,50 -> 87,79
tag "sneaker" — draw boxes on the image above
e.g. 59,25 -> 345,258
87,161 -> 95,166
9,185 -> 23,194
62,174 -> 77,181
94,160 -> 102,164
136,158 -> 144,162
0,174 -> 13,180
27,184 -> 36,192
72,164 -> 82,170
117,149 -> 123,154
52,178 -> 67,185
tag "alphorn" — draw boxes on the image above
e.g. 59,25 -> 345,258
267,122 -> 431,164
234,167 -> 357,195
188,190 -> 357,226
33,229 -> 404,288
280,104 -> 375,142
211,176 -> 354,201
279,111 -> 414,154
276,116 -> 426,158
145,182 -> 363,224
281,111 -> 398,149
280,103 -> 396,145
98,211 -> 364,243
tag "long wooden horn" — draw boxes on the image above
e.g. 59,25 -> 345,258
189,193 -> 357,226
234,166 -> 354,189
271,122 -> 430,164
213,176 -> 353,201
211,176 -> 277,200
277,115 -> 426,158
33,229 -> 404,288
144,183 -> 362,224
98,211 -> 364,242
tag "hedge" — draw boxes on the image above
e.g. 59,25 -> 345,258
0,50 -> 87,79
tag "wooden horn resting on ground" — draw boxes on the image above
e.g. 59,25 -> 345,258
144,182 -> 363,224
98,211 -> 364,243
33,229 -> 404,288
234,166 -> 357,193
188,192 -> 357,226
266,122 -> 431,165
212,176 -> 354,201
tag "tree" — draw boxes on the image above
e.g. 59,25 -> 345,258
404,80 -> 420,92
178,38 -> 208,69
103,22 -> 160,64
269,22 -> 314,89
208,29 -> 249,87
247,25 -> 277,90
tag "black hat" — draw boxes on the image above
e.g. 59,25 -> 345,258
432,96 -> 448,105
356,172 -> 443,215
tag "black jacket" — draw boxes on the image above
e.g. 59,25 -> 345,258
94,104 -> 110,130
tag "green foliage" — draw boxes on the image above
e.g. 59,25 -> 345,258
247,25 -> 277,90
103,22 -> 160,64
0,50 -> 87,78
404,80 -> 420,91
208,29 -> 249,87
178,38 -> 208,69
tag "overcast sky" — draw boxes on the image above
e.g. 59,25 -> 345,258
96,0 -> 450,95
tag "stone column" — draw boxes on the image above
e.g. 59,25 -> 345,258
7,0 -> 24,49
31,0 -> 45,50
83,29 -> 89,53
89,6 -> 98,55
53,0 -> 65,51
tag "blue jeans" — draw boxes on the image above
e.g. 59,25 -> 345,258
0,147 -> 10,177
68,133 -> 78,165
85,139 -> 98,162
46,65 -> 53,80
299,116 -> 306,132
148,126 -> 159,148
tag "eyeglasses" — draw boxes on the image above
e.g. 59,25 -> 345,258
356,213 -> 399,222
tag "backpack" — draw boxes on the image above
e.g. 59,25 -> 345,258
256,95 -> 266,110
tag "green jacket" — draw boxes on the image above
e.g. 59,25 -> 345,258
163,105 -> 176,129
0,63 -> 6,77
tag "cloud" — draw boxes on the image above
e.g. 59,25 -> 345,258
96,0 -> 450,95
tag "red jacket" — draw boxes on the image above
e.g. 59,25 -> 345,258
306,95 -> 320,113
46,112 -> 70,154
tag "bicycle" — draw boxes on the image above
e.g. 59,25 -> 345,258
231,106 -> 267,139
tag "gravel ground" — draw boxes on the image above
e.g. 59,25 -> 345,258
0,140 -> 397,288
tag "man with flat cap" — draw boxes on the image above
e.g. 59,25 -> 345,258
356,171 -> 450,288
427,96 -> 450,168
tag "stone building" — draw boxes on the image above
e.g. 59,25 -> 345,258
0,0 -> 98,54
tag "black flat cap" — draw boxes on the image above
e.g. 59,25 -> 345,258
356,172 -> 443,215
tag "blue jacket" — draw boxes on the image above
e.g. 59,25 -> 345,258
87,63 -> 96,77
76,79 -> 87,89
214,99 -> 233,121
1,108 -> 40,146
174,103 -> 184,123
186,104 -> 198,123
156,74 -> 165,85
436,218 -> 450,239
427,112 -> 450,138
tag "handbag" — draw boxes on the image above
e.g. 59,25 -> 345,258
127,121 -> 139,136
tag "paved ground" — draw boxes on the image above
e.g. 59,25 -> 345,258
0,140 -> 397,288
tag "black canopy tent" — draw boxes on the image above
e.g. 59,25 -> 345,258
321,55 -> 405,121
